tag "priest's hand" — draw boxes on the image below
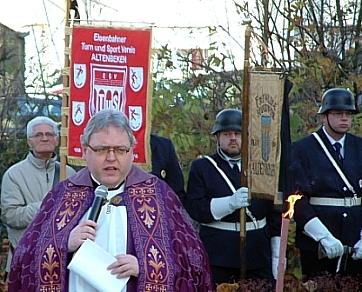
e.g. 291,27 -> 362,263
107,254 -> 139,278
67,220 -> 97,252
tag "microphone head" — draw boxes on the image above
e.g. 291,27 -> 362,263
95,185 -> 108,199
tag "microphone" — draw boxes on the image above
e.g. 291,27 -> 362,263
88,185 -> 108,222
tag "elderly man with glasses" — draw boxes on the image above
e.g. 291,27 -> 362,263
8,109 -> 213,292
1,116 -> 76,280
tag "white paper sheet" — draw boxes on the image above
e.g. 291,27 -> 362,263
67,239 -> 129,292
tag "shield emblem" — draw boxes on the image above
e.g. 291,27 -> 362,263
89,64 -> 127,117
74,64 -> 86,89
261,115 -> 271,162
72,101 -> 85,126
128,106 -> 142,131
129,67 -> 143,92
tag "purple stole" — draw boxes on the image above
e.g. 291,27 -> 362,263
112,178 -> 175,291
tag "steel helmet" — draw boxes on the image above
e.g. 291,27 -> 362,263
211,108 -> 242,135
318,88 -> 356,114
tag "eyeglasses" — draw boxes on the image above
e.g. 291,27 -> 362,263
328,111 -> 353,118
31,132 -> 57,139
86,144 -> 131,156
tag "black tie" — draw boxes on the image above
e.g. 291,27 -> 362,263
231,162 -> 239,173
333,142 -> 343,161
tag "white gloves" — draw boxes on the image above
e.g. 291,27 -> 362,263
304,217 -> 343,259
352,231 -> 362,260
230,187 -> 249,210
271,236 -> 283,280
210,187 -> 249,220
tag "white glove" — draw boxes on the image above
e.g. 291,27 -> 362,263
210,187 -> 249,220
352,231 -> 362,260
304,217 -> 343,259
229,187 -> 249,210
271,236 -> 283,280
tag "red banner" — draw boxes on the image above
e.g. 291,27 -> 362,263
67,26 -> 152,167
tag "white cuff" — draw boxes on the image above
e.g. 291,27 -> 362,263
210,196 -> 233,220
303,217 -> 330,242
271,236 -> 281,258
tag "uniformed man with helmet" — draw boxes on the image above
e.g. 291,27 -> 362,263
289,88 -> 362,278
185,108 -> 282,285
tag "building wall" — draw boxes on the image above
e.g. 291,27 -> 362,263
0,23 -> 26,98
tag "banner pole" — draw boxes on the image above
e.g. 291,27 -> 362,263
240,21 -> 252,279
60,0 -> 72,180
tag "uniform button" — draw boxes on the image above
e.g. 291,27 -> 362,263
343,187 -> 347,191
342,213 -> 347,218
161,170 -> 166,178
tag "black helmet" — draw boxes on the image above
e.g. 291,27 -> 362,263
318,88 -> 356,114
211,108 -> 242,135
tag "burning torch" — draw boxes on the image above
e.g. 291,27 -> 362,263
275,193 -> 302,292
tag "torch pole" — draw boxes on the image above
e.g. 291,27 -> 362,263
275,194 -> 302,290
276,215 -> 290,292
240,21 -> 252,279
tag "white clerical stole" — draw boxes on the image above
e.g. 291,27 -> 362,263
68,184 -> 128,292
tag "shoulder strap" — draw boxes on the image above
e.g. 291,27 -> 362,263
203,155 -> 236,192
312,132 -> 356,195
53,162 -> 60,187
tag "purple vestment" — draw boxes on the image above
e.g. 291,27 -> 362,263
8,166 -> 214,292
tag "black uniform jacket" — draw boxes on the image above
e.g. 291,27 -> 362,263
185,153 -> 281,269
150,134 -> 185,202
289,127 -> 362,251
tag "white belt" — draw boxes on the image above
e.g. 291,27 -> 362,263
201,217 -> 267,232
310,197 -> 361,207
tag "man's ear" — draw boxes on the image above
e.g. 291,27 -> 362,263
320,114 -> 326,125
81,145 -> 87,159
27,138 -> 33,149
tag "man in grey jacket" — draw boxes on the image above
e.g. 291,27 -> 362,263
1,116 -> 76,275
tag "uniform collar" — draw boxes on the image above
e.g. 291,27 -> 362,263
322,126 -> 346,147
217,147 -> 241,170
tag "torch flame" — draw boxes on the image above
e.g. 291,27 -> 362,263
283,193 -> 303,219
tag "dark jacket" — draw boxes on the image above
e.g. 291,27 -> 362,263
185,153 -> 280,270
150,134 -> 185,202
290,127 -> 362,251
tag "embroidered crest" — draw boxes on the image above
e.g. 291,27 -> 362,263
261,115 -> 271,162
89,64 -> 127,116
72,101 -> 85,126
73,63 -> 86,89
129,67 -> 143,92
129,106 -> 143,131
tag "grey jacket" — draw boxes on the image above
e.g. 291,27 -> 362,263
1,152 -> 76,247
